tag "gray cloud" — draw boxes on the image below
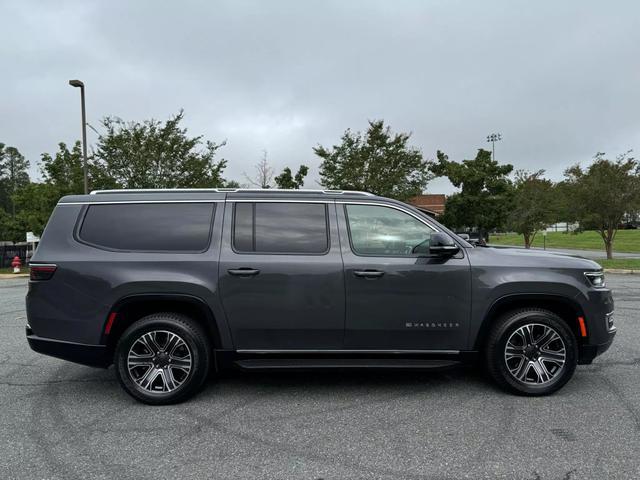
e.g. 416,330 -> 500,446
2,0 -> 639,193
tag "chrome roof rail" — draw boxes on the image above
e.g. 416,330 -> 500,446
90,188 -> 375,196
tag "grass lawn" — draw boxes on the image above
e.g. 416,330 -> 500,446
594,258 -> 640,270
0,267 -> 29,275
490,230 -> 640,253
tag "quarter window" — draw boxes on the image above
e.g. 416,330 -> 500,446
78,203 -> 215,252
345,204 -> 435,256
233,203 -> 328,254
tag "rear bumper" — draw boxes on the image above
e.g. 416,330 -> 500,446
26,326 -> 111,368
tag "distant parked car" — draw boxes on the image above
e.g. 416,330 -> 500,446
618,222 -> 638,230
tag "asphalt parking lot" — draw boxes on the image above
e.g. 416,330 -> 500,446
1,276 -> 638,480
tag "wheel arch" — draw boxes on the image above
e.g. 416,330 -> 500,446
475,293 -> 585,351
103,293 -> 222,354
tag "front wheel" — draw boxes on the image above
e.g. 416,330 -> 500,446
485,308 -> 577,396
114,313 -> 211,405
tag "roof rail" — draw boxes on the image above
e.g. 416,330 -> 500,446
90,188 -> 375,196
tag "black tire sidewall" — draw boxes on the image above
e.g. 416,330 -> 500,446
487,309 -> 577,396
115,314 -> 211,405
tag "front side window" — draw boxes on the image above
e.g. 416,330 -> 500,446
78,202 -> 215,252
345,204 -> 435,256
233,202 -> 329,254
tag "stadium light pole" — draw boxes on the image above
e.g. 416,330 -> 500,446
486,133 -> 502,161
69,79 -> 88,194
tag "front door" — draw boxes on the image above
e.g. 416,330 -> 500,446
219,200 -> 345,350
338,203 -> 471,351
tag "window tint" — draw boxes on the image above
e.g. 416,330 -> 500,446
233,203 -> 254,252
233,203 -> 328,254
79,203 -> 214,252
345,204 -> 435,256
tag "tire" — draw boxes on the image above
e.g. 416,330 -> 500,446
485,308 -> 577,396
114,313 -> 211,405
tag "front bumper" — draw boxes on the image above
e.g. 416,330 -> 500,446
26,326 -> 111,368
578,328 -> 616,364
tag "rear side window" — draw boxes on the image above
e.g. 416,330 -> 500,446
79,203 -> 215,252
233,202 -> 328,254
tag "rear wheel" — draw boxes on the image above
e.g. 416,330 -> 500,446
485,308 -> 577,396
115,313 -> 211,405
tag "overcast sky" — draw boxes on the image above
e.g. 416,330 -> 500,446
2,0 -> 639,193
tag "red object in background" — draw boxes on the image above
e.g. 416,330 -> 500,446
11,256 -> 22,272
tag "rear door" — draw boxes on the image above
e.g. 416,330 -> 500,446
338,202 -> 471,351
218,198 -> 345,350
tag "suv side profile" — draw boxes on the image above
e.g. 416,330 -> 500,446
26,189 -> 616,404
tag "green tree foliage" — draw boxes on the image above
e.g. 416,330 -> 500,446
223,179 -> 242,188
563,151 -> 640,259
431,149 -> 513,237
0,144 -> 30,216
315,120 -> 431,200
9,183 -> 61,239
274,165 -> 309,189
94,110 -> 227,188
41,141 -> 92,195
507,170 -> 558,248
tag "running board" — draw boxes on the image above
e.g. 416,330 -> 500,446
234,358 -> 461,370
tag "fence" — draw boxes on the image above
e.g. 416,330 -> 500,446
0,245 -> 29,268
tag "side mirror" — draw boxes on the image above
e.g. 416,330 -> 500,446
457,233 -> 470,241
429,232 -> 460,256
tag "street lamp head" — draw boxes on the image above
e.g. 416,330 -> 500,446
69,79 -> 84,88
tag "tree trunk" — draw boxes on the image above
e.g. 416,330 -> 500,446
605,240 -> 613,259
524,233 -> 531,249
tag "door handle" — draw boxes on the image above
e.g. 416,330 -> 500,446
228,268 -> 260,277
353,270 -> 385,279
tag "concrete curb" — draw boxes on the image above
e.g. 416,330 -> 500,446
603,269 -> 640,274
0,274 -> 29,279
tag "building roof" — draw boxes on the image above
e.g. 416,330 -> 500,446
407,194 -> 446,215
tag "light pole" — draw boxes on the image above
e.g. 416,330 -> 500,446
69,79 -> 88,194
486,133 -> 502,161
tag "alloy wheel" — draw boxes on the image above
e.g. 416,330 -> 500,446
504,323 -> 566,385
127,330 -> 193,393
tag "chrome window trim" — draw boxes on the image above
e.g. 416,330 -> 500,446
59,198 -> 440,234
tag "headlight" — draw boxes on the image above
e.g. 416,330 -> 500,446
584,271 -> 605,288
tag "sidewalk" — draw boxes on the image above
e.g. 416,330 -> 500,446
490,245 -> 640,260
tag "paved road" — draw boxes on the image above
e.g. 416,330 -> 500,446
1,276 -> 638,479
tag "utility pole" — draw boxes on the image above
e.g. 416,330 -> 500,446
486,133 -> 502,161
69,79 -> 89,194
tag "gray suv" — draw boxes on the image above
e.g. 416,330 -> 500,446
26,189 -> 616,404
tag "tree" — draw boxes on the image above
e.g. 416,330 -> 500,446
244,151 -> 274,188
314,120 -> 431,200
274,165 -> 309,189
431,149 -> 513,238
0,144 -> 30,216
563,151 -> 640,259
94,110 -> 227,188
507,170 -> 557,248
11,183 -> 61,238
40,141 -> 93,195
224,179 -> 242,188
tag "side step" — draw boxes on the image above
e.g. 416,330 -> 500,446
234,358 -> 461,371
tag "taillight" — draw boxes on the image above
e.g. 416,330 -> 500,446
30,264 -> 57,281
